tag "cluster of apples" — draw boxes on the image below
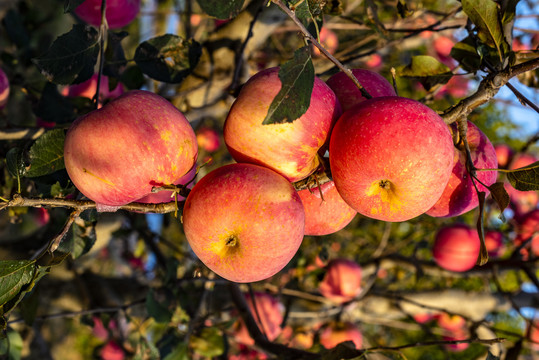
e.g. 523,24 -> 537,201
63,63 -> 502,282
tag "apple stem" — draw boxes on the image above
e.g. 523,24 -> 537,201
226,236 -> 238,247
379,180 -> 391,190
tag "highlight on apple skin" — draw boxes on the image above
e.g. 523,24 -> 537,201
326,69 -> 396,112
64,90 -> 198,207
432,224 -> 480,272
0,67 -> 9,109
426,121 -> 498,218
297,180 -> 356,236
74,0 -> 141,29
224,67 -> 341,183
318,258 -> 362,304
182,163 -> 305,283
329,96 -> 454,222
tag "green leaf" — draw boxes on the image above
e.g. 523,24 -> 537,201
476,191 -> 488,266
397,0 -> 413,18
451,37 -> 482,73
500,0 -> 520,46
397,55 -> 453,91
6,148 -> 26,179
291,0 -> 323,37
462,0 -> 506,61
487,182 -> 510,221
58,213 -> 97,259
0,328 -> 23,360
506,161 -> 539,191
190,327 -> 225,358
104,31 -> 128,79
0,260 -> 36,308
33,24 -> 99,85
36,82 -> 75,124
134,34 -> 202,84
196,0 -> 244,19
146,289 -> 172,323
64,0 -> 86,13
263,46 -> 314,125
26,129 -> 66,178
163,343 -> 189,360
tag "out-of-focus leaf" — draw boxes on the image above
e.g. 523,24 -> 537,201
196,0 -> 244,19
319,0 -> 343,15
263,46 -> 314,125
0,328 -> 23,360
0,261 -> 35,308
146,289 -> 172,323
58,211 -> 97,259
2,9 -> 30,49
487,182 -> 510,221
291,0 -> 323,37
190,327 -> 224,357
500,0 -> 520,46
120,65 -> 145,90
33,24 -> 99,85
476,191 -> 488,266
26,129 -> 66,178
104,31 -> 128,79
134,34 -> 202,84
64,0 -> 86,13
36,82 -> 75,124
486,350 -> 501,359
462,0 -> 506,61
506,161 -> 539,191
397,0 -> 413,18
19,288 -> 39,326
321,341 -> 363,359
397,55 -> 453,91
505,339 -> 523,360
6,147 -> 26,179
163,343 -> 189,360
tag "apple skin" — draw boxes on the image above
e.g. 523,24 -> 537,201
433,224 -> 480,272
494,144 -> 514,169
515,209 -> 539,256
182,163 -> 305,283
233,292 -> 284,345
485,230 -> 504,258
318,258 -> 362,303
326,69 -> 396,112
224,67 -> 341,183
75,0 -> 140,29
319,321 -> 362,349
329,96 -> 454,222
312,27 -> 339,57
297,181 -> 356,236
426,121 -> 498,218
136,166 -> 196,203
0,67 -> 9,109
196,127 -> 221,153
64,90 -> 198,207
62,74 -> 124,105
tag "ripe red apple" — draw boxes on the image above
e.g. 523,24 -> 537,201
182,163 -> 305,283
196,127 -> 221,153
74,0 -> 140,29
426,121 -> 498,218
319,321 -> 362,349
0,67 -> 9,109
443,330 -> 469,352
233,292 -> 284,345
494,144 -> 514,169
62,74 -> 124,106
318,258 -> 362,303
312,27 -> 339,57
433,224 -> 480,272
436,75 -> 469,99
326,69 -> 396,112
297,180 -> 356,236
329,96 -> 454,222
515,209 -> 539,256
485,230 -> 504,258
528,320 -> 539,351
136,166 -> 196,203
100,340 -> 125,360
437,313 -> 466,332
224,67 -> 341,182
64,90 -> 197,207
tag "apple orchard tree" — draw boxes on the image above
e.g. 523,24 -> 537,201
0,0 -> 539,358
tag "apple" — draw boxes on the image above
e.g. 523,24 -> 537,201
62,74 -> 124,106
100,340 -> 125,360
507,153 -> 539,218
529,321 -> 539,351
432,224 -> 480,272
437,313 -> 466,332
329,96 -> 454,222
436,75 -> 469,99
319,321 -> 362,349
182,163 -> 305,283
297,180 -> 356,236
484,230 -> 504,258
74,0 -> 140,29
494,144 -> 514,169
365,54 -> 382,69
136,165 -> 196,203
312,27 -> 339,57
426,121 -> 498,218
433,35 -> 456,67
224,67 -> 341,182
233,292 -> 284,345
413,313 -> 437,324
326,69 -> 396,112
64,90 -> 198,207
196,127 -> 221,153
443,329 -> 469,352
515,209 -> 539,256
318,258 -> 362,303
0,67 -> 9,109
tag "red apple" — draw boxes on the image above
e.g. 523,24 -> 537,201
100,340 -> 125,360
319,321 -> 362,349
297,180 -> 356,236
312,27 -> 339,57
494,144 -> 514,169
318,258 -> 362,303
62,74 -> 124,106
224,67 -> 341,182
413,313 -> 437,324
64,90 -> 198,207
528,320 -> 539,351
443,329 -> 469,352
437,313 -> 466,332
196,127 -> 221,153
427,121 -> 498,218
485,230 -> 504,258
436,75 -> 469,99
326,69 -> 396,112
182,163 -> 305,283
365,54 -> 382,69
136,165 -> 196,203
515,209 -> 539,256
433,224 -> 480,272
0,67 -> 9,109
74,0 -> 140,29
233,292 -> 284,345
329,96 -> 454,222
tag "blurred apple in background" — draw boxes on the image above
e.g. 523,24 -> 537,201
427,121 -> 498,218
312,27 -> 339,57
318,258 -> 362,303
62,74 -> 124,107
0,67 -> 9,109
437,313 -> 466,332
297,181 -> 356,236
515,209 -> 539,256
74,0 -> 141,29
484,230 -> 504,258
319,321 -> 362,349
196,127 -> 221,153
432,224 -> 480,272
494,144 -> 514,169
433,35 -> 456,66
326,69 -> 396,112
